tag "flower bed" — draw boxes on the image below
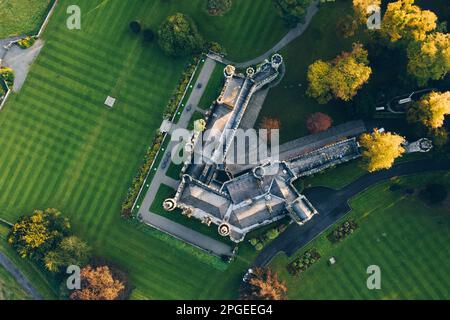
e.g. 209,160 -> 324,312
18,36 -> 36,49
121,131 -> 164,218
163,56 -> 200,119
249,223 -> 288,251
287,249 -> 321,276
0,67 -> 14,88
327,219 -> 358,243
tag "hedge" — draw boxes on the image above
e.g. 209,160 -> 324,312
121,131 -> 164,218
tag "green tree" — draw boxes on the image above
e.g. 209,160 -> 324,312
157,13 -> 204,57
407,32 -> 450,85
359,129 -> 406,172
381,0 -> 437,43
273,0 -> 312,28
307,43 -> 372,103
44,236 -> 91,273
8,208 -> 70,259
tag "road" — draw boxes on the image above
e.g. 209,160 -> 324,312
253,159 -> 450,267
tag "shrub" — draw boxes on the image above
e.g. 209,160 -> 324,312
249,238 -> 258,246
163,56 -> 200,119
0,67 -> 14,88
287,249 -> 321,276
306,112 -> 333,134
143,29 -> 155,42
18,36 -> 36,49
121,131 -> 165,217
266,228 -> 279,240
328,219 -> 358,243
255,243 -> 264,251
129,20 -> 142,34
157,13 -> 204,57
207,0 -> 232,16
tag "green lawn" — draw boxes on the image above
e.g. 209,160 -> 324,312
0,264 -> 30,300
258,1 -> 358,143
150,184 -> 232,244
270,172 -> 450,299
198,63 -> 225,109
0,224 -> 58,299
0,0 -> 287,299
0,0 -> 52,38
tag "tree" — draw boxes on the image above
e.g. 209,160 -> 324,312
407,32 -> 450,85
273,0 -> 312,28
306,112 -> 333,134
348,89 -> 376,119
207,0 -> 233,16
70,265 -> 125,300
306,60 -> 332,104
407,91 -> 450,129
44,236 -> 91,273
359,129 -> 406,172
307,43 -> 372,103
157,13 -> 204,57
143,29 -> 155,42
352,0 -> 381,24
427,127 -> 448,149
259,117 -> 280,143
381,0 -> 437,43
420,183 -> 448,205
8,208 -> 70,259
129,20 -> 142,34
240,267 -> 287,300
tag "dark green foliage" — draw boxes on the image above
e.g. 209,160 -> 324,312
347,88 -> 376,120
249,224 -> 287,251
164,56 -> 200,119
157,13 -> 204,57
420,183 -> 448,205
121,131 -> 165,217
0,67 -> 14,88
8,208 -> 70,261
328,219 -> 358,243
207,0 -> 232,16
273,0 -> 312,28
129,20 -> 141,34
287,249 -> 321,276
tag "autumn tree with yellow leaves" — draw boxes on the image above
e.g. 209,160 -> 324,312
70,265 -> 126,300
240,267 -> 287,300
407,32 -> 450,85
8,208 -> 70,259
359,129 -> 406,172
381,0 -> 437,43
407,91 -> 450,129
352,0 -> 381,24
307,43 -> 372,104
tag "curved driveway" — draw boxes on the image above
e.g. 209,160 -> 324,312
253,159 -> 450,267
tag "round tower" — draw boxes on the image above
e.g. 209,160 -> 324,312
163,198 -> 177,211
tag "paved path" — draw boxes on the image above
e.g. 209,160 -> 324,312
138,57 -> 234,257
2,39 -> 45,92
0,251 -> 43,300
211,0 -> 320,68
253,159 -> 450,266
